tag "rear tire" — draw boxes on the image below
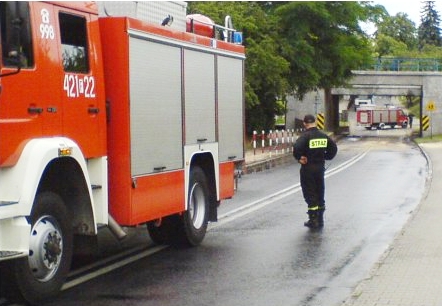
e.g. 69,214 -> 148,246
180,166 -> 209,246
146,166 -> 210,247
1,192 -> 73,304
147,215 -> 180,245
147,221 -> 167,245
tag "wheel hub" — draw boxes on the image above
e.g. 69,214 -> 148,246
189,182 -> 206,229
44,232 -> 62,265
28,216 -> 63,282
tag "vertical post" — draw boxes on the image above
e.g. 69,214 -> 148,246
419,92 -> 423,137
253,130 -> 257,155
430,111 -> 433,139
261,130 -> 265,153
275,131 -> 279,155
291,129 -> 295,152
286,130 -> 290,153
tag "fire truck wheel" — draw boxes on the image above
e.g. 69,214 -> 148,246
147,215 -> 180,245
181,166 -> 209,246
147,221 -> 168,245
1,192 -> 73,304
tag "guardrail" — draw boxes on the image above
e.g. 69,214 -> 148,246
361,57 -> 442,72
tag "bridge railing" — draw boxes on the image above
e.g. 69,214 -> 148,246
361,57 -> 442,72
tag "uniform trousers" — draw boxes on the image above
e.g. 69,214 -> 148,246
300,163 -> 325,211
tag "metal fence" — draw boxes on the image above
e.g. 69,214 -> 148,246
362,57 -> 442,72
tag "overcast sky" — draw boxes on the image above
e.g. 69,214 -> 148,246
375,0 -> 442,26
360,1 -> 442,35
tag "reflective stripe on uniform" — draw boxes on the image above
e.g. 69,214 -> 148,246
309,138 -> 327,149
308,206 -> 319,211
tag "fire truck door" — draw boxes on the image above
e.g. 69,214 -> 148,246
56,9 -> 104,158
0,2 -> 62,166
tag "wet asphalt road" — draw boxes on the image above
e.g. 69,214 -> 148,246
3,135 -> 428,306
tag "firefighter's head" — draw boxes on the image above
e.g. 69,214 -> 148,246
303,114 -> 316,128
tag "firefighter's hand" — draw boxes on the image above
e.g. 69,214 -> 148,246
298,156 -> 308,165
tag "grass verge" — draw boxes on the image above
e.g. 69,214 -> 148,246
414,134 -> 442,143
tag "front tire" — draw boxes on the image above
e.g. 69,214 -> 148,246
2,192 -> 73,304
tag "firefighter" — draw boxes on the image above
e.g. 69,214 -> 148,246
293,114 -> 338,229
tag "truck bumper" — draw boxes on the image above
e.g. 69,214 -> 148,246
0,217 -> 30,261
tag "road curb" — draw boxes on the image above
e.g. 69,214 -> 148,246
242,153 -> 294,174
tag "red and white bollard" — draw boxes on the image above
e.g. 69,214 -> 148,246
253,130 -> 257,155
275,131 -> 280,154
261,130 -> 265,153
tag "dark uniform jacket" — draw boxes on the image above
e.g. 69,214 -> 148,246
293,127 -> 337,165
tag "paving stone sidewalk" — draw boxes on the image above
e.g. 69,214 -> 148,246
342,142 -> 442,306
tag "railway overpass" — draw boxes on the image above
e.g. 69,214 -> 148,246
332,70 -> 442,136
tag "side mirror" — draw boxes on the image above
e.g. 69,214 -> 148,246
0,18 -> 23,77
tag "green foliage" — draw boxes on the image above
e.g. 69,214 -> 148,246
400,93 -> 420,117
276,2 -> 373,98
375,33 -> 408,57
418,1 -> 442,49
376,13 -> 417,50
418,44 -> 442,59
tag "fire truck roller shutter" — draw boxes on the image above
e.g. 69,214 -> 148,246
184,49 -> 216,145
217,55 -> 244,163
129,36 -> 183,176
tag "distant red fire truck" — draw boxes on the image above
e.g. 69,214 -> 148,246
357,106 -> 408,129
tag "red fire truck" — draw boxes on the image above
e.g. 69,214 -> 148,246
0,2 -> 245,303
356,106 -> 408,130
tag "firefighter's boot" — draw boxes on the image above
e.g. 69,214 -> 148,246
304,211 -> 320,229
318,207 -> 325,227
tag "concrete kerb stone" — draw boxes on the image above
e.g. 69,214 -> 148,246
242,153 -> 294,174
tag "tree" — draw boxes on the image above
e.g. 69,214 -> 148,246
375,33 -> 408,57
275,2 -> 373,130
376,13 -> 418,51
418,1 -> 442,49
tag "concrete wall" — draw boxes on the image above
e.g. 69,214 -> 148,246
421,74 -> 442,137
286,91 -> 325,130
